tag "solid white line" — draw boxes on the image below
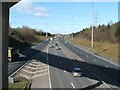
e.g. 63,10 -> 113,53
9,60 -> 30,77
9,46 -> 46,77
105,65 -> 109,68
66,40 -> 120,67
102,81 -> 111,88
64,70 -> 66,72
94,55 -> 119,67
70,83 -> 75,89
86,55 -> 88,57
9,43 -> 48,77
47,46 -> 52,89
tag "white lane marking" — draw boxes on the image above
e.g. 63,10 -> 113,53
64,70 -> 66,72
70,83 -> 75,89
94,59 -> 97,61
105,65 -> 109,68
86,55 -> 88,57
9,47 -> 46,77
102,81 -> 111,88
77,50 -> 79,51
47,46 -> 52,89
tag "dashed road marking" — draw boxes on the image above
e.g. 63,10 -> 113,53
70,83 -> 75,89
86,55 -> 88,57
105,65 -> 109,68
94,59 -> 97,61
64,70 -> 66,72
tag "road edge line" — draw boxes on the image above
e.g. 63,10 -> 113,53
9,46 -> 47,78
47,45 -> 52,89
65,39 -> 119,67
70,83 -> 75,89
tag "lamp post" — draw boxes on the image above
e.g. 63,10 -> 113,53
91,1 -> 94,48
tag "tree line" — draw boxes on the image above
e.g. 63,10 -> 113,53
71,21 -> 120,43
9,25 -> 52,44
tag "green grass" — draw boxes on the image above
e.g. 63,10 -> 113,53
9,81 -> 27,89
66,37 -> 118,62
35,35 -> 51,41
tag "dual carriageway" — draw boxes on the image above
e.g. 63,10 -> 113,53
8,36 -> 120,89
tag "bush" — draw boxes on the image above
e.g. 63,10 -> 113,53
73,22 -> 119,43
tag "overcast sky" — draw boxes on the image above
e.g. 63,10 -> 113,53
10,0 -> 118,34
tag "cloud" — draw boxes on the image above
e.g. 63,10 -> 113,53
34,13 -> 49,17
11,0 -> 49,17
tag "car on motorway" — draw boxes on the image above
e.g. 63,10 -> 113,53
72,68 -> 82,77
55,42 -> 59,46
49,45 -> 54,48
55,46 -> 61,50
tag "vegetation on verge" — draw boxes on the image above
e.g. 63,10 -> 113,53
68,21 -> 119,62
70,21 -> 120,43
9,25 -> 52,45
67,38 -> 118,62
8,26 -> 52,59
9,81 -> 27,89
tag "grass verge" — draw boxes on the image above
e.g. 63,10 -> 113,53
9,81 -> 27,89
35,35 -> 51,42
66,37 -> 118,62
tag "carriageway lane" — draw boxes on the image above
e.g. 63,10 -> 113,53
48,41 -> 100,89
9,40 -> 49,76
59,37 -> 120,86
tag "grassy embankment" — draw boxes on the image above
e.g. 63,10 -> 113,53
66,37 -> 118,62
9,81 -> 27,89
34,35 -> 51,43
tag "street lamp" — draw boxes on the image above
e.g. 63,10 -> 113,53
91,1 -> 94,48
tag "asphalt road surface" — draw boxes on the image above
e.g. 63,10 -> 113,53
9,37 -> 120,89
48,40 -> 108,89
58,37 -> 120,87
8,40 -> 49,76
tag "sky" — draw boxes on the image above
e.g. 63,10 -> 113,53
10,0 -> 119,34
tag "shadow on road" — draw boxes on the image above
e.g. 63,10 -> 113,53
11,46 -> 120,89
80,81 -> 103,90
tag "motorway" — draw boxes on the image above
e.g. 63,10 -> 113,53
58,37 -> 120,87
9,37 -> 120,89
48,42 -> 100,89
47,38 -> 116,89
